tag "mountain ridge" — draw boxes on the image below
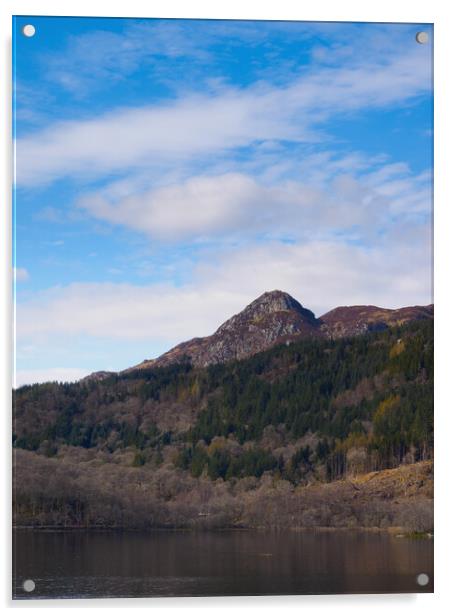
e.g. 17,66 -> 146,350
121,290 -> 433,375
82,290 -> 433,382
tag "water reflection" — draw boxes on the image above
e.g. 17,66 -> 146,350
13,529 -> 433,599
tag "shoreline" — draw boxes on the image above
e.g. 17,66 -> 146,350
12,524 -> 433,538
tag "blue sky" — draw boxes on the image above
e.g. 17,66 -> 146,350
13,17 -> 433,385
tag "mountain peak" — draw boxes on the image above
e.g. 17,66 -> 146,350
141,290 -> 322,369
123,292 -> 433,373
215,290 -> 317,336
247,290 -> 307,314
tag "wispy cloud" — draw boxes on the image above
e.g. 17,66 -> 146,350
14,267 -> 30,282
41,21 -> 213,97
16,45 -> 431,187
43,239 -> 65,247
34,21 -> 427,96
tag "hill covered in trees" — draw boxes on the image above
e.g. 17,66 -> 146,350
13,315 -> 433,531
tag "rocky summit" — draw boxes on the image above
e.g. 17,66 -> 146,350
126,290 -> 433,373
130,291 -> 321,370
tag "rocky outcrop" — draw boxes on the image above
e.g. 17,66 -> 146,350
131,291 -> 322,370
124,291 -> 433,373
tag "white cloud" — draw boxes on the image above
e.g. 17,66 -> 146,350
16,282 -> 238,342
79,173 -> 271,240
14,267 -> 29,282
77,158 -> 431,241
14,367 -> 91,388
16,47 -> 431,187
16,234 -> 432,356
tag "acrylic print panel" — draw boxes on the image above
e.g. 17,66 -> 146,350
12,16 -> 433,599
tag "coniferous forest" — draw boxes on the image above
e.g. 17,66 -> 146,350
13,319 -> 433,531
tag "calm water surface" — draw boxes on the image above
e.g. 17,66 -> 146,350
13,529 -> 433,599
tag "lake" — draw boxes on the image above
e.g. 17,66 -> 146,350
13,528 -> 433,599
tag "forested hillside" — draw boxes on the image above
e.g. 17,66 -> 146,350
13,319 -> 433,530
